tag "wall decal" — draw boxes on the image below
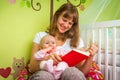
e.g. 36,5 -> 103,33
8,0 -> 16,4
0,67 -> 11,78
31,0 -> 41,11
20,0 -> 31,8
79,4 -> 85,11
11,57 -> 25,79
30,0 -> 86,25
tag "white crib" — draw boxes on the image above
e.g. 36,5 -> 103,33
81,20 -> 120,80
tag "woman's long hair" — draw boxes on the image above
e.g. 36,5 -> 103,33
47,3 -> 80,48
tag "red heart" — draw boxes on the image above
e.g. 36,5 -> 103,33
0,67 -> 11,78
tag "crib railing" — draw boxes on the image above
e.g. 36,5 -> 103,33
82,20 -> 120,80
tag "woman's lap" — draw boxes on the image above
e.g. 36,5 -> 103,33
60,67 -> 86,80
29,71 -> 54,80
29,67 -> 86,80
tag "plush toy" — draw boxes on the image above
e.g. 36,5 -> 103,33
86,61 -> 104,80
11,57 -> 25,79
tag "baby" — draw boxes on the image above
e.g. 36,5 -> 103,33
34,34 -> 68,80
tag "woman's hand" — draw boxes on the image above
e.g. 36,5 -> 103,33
88,43 -> 98,57
50,53 -> 62,64
44,53 -> 62,65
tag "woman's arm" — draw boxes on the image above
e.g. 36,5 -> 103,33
76,56 -> 94,75
29,43 -> 40,73
76,44 -> 98,75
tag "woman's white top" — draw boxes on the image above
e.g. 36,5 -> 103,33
33,32 -> 84,54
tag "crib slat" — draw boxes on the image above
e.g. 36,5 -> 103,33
85,30 -> 88,48
112,27 -> 116,80
86,29 -> 91,48
98,28 -> 102,69
92,29 -> 95,43
105,28 -> 108,80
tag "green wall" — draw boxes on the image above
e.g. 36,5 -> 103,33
0,0 -> 51,80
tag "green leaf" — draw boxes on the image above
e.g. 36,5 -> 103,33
56,0 -> 60,2
26,0 -> 31,8
81,0 -> 86,4
20,1 -> 25,7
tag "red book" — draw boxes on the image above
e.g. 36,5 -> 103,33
61,49 -> 90,67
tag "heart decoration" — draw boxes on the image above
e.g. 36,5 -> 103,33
0,67 -> 11,78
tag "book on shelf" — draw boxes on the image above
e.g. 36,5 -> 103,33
61,49 -> 90,67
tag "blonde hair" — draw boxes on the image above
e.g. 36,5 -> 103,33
39,35 -> 55,49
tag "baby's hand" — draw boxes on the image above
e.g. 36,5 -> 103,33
49,53 -> 62,65
44,47 -> 53,53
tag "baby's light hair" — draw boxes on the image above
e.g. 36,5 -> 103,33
39,34 -> 55,49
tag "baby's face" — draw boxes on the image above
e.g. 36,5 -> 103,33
42,35 -> 56,52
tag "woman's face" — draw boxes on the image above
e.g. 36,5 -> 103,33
57,13 -> 73,33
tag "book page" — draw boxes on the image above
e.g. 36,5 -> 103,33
72,49 -> 90,56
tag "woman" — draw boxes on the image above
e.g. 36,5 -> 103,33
29,3 -> 98,80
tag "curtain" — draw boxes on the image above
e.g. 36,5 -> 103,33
79,0 -> 120,46
79,0 -> 120,29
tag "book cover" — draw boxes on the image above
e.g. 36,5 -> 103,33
61,49 -> 90,67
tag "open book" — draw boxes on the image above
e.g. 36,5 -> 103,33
61,49 -> 90,67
